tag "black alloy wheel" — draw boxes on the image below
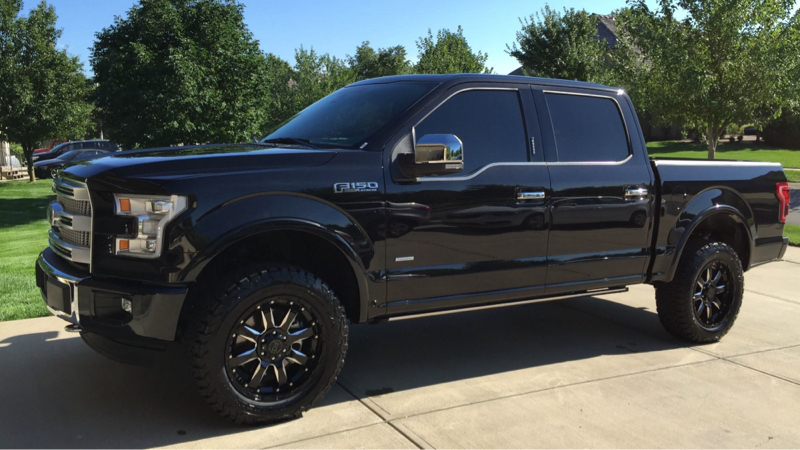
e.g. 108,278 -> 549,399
184,264 -> 348,425
655,241 -> 744,343
692,260 -> 734,329
226,297 -> 321,401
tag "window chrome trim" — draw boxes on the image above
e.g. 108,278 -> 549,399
416,155 -> 634,182
541,89 -> 633,165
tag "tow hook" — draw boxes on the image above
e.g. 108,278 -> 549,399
64,324 -> 82,333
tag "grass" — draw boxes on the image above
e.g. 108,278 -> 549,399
0,179 -> 53,321
647,140 -> 800,169
784,170 -> 800,183
786,225 -> 800,247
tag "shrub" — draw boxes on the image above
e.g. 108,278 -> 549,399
763,108 -> 800,149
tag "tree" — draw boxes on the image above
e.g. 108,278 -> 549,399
621,0 -> 800,158
0,0 -> 92,181
259,47 -> 355,133
507,6 -> 612,82
415,26 -> 492,74
91,0 -> 271,149
347,41 -> 412,81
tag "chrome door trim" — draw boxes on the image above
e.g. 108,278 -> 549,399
416,156 -> 634,182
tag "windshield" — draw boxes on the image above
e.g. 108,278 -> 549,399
59,150 -> 83,161
264,81 -> 436,149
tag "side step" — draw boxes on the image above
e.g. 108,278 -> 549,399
387,287 -> 629,322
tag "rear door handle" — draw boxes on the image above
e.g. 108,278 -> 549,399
517,191 -> 546,201
624,187 -> 648,198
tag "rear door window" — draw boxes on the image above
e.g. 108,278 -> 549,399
544,93 -> 629,162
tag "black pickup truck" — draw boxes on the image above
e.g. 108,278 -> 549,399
36,74 -> 790,424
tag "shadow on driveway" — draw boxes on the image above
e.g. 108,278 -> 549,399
0,297 -> 685,448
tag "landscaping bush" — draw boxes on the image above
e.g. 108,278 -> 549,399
763,108 -> 800,149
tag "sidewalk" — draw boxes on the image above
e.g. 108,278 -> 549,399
1,247 -> 799,448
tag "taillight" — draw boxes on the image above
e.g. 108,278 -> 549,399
777,182 -> 790,223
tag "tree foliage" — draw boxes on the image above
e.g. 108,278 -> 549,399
0,0 -> 92,181
260,47 -> 355,133
507,6 -> 612,82
620,0 -> 800,158
416,26 -> 492,74
348,41 -> 412,81
91,0 -> 271,149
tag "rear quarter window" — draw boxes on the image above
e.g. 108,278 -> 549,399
545,93 -> 629,162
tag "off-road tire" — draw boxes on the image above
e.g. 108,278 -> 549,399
183,264 -> 348,425
655,242 -> 744,343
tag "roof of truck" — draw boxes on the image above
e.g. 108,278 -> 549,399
352,74 -> 619,93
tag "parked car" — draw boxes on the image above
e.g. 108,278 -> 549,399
36,74 -> 790,425
33,139 -> 66,155
32,139 -> 118,162
33,149 -> 111,179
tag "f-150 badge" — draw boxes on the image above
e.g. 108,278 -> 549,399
334,182 -> 379,193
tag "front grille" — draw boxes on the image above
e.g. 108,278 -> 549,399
59,228 -> 91,247
50,177 -> 92,265
58,195 -> 92,216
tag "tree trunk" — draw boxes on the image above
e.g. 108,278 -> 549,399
23,144 -> 36,182
705,125 -> 718,160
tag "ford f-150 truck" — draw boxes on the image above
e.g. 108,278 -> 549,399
36,74 -> 791,424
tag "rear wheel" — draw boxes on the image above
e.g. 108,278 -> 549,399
655,242 -> 744,343
184,264 -> 348,424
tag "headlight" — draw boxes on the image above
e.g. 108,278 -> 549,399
113,194 -> 188,258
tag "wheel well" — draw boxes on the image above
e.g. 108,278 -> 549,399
181,230 -> 362,328
685,213 -> 751,270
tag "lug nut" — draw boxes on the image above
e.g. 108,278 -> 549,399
270,300 -> 274,304
261,352 -> 265,356
271,357 -> 275,361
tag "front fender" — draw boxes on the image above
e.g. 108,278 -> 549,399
666,187 -> 754,280
177,192 -> 376,314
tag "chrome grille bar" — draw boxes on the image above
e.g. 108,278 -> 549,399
49,177 -> 92,265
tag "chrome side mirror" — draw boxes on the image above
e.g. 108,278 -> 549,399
398,134 -> 464,178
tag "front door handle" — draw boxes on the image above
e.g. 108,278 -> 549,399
624,187 -> 648,198
517,191 -> 546,201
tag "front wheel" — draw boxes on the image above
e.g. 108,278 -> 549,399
184,264 -> 348,424
655,242 -> 744,343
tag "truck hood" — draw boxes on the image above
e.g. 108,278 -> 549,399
62,143 -> 338,193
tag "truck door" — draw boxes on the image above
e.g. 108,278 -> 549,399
535,88 -> 654,294
384,84 -> 551,315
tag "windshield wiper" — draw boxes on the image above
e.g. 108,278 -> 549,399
260,137 -> 318,149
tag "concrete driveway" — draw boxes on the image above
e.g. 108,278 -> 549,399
2,248 -> 800,449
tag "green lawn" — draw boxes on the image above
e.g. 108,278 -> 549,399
786,225 -> 800,247
647,140 -> 800,169
0,179 -> 53,321
784,170 -> 800,183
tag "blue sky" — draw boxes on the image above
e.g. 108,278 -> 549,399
28,0 -> 640,76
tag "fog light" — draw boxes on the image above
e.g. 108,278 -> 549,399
145,239 -> 157,252
121,298 -> 132,314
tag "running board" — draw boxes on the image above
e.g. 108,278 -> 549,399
386,287 -> 629,322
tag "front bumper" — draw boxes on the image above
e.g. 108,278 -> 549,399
36,248 -> 188,342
